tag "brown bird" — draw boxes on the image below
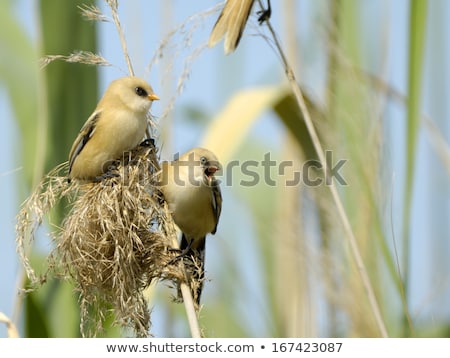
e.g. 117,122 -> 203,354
160,147 -> 222,306
68,76 -> 159,180
208,0 -> 272,54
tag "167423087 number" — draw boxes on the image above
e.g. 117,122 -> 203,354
271,342 -> 343,353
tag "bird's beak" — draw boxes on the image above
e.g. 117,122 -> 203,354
204,163 -> 221,185
208,166 -> 218,173
206,164 -> 220,175
148,93 -> 160,101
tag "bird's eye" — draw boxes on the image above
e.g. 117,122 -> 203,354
200,157 -> 207,165
135,86 -> 148,97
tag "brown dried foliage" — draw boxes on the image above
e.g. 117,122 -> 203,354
16,144 -> 200,337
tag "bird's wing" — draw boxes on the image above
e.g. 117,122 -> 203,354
68,111 -> 101,173
211,182 -> 222,235
208,0 -> 255,54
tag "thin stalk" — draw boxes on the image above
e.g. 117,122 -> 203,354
179,283 -> 202,338
0,312 -> 19,338
106,0 -> 134,76
169,235 -> 202,338
257,0 -> 388,338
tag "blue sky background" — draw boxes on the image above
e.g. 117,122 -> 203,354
1,0 -> 449,337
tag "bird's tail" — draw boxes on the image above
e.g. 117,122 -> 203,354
179,234 -> 206,309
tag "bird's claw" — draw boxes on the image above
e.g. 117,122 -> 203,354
94,170 -> 120,182
257,0 -> 272,24
140,138 -> 155,147
167,241 -> 193,265
257,9 -> 271,24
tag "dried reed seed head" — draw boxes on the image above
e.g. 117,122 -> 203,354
78,4 -> 109,22
40,51 -> 112,69
16,162 -> 74,286
56,145 -> 184,336
17,144 -> 195,336
106,0 -> 118,11
174,252 -> 206,311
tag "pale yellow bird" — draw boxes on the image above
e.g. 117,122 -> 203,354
160,147 -> 223,305
68,76 -> 159,180
208,0 -> 271,55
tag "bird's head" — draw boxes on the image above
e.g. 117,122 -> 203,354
200,154 -> 221,186
106,76 -> 159,114
179,148 -> 222,187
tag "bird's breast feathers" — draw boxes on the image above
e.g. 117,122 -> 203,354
96,108 -> 147,153
169,184 -> 217,240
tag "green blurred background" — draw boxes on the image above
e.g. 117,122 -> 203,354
1,0 -> 449,337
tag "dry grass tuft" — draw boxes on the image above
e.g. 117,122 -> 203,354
78,4 -> 109,22
16,143 -> 199,337
40,51 -> 112,69
173,252 -> 205,311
